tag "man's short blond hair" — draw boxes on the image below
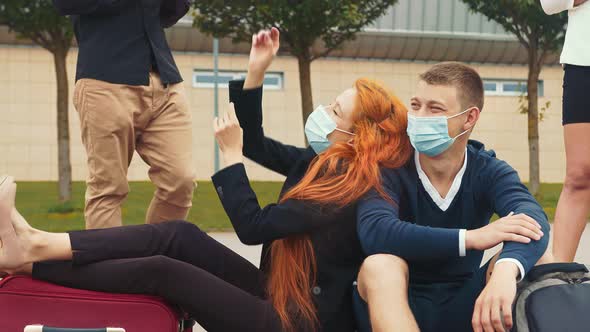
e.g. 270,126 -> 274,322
419,62 -> 484,111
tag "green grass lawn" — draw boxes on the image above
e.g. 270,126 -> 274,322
16,181 -> 563,233
16,181 -> 282,233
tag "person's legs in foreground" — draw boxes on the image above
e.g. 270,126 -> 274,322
31,257 -> 280,332
0,177 -> 280,331
3,209 -> 267,301
137,73 -> 195,224
357,251 -> 553,332
356,254 -> 419,332
27,219 -> 266,298
553,124 -> 590,262
356,253 -> 484,332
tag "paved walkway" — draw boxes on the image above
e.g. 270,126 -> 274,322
194,226 -> 590,331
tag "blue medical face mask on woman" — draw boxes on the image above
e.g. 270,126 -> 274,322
406,108 -> 472,157
305,105 -> 355,154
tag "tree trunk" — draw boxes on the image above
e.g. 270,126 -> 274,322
53,48 -> 72,203
297,55 -> 314,135
527,48 -> 541,197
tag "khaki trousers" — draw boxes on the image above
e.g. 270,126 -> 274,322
73,72 -> 195,229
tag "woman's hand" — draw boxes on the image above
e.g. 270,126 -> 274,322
213,103 -> 244,167
244,27 -> 280,89
465,213 -> 544,251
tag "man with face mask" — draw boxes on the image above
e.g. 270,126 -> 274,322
353,62 -> 551,332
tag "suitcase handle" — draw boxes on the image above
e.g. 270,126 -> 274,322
24,326 -> 125,332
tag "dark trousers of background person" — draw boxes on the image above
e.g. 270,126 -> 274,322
32,221 -> 283,332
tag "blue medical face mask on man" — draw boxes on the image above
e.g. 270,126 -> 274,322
406,108 -> 473,157
305,105 -> 355,154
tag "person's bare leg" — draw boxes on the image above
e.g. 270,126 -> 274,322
553,124 -> 590,262
0,175 -> 24,271
11,208 -> 73,262
356,254 -> 419,332
535,247 -> 555,266
0,176 -> 72,274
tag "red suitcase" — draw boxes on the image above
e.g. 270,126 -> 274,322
0,275 -> 194,332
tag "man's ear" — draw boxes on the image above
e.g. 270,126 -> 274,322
465,107 -> 480,130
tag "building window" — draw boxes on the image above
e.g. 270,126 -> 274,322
483,79 -> 544,97
193,70 -> 284,90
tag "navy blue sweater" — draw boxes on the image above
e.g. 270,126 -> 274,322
357,141 -> 550,283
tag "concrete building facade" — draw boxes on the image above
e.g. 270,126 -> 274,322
0,0 -> 566,183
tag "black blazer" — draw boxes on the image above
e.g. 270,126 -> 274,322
52,0 -> 187,85
211,80 -> 364,332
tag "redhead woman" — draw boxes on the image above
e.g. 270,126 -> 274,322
0,29 -> 411,332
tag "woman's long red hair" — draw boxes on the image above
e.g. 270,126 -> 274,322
267,78 -> 413,331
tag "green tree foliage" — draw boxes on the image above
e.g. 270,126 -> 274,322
0,0 -> 74,203
192,0 -> 396,126
461,0 -> 567,197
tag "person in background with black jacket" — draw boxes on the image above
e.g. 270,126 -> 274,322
0,29 -> 413,331
52,0 -> 195,229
